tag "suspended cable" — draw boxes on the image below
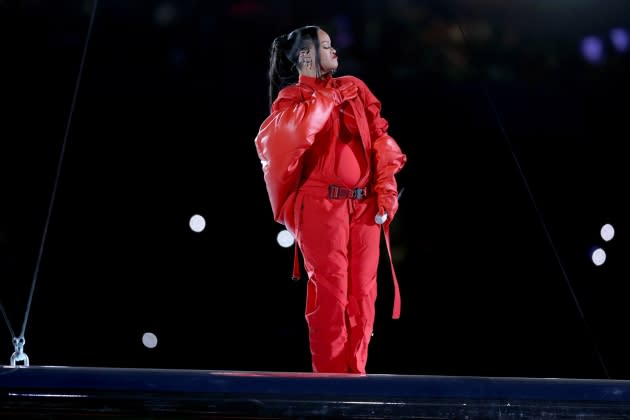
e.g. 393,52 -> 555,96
456,22 -> 609,379
1,0 -> 100,367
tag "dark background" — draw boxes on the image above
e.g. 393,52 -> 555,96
1,0 -> 629,379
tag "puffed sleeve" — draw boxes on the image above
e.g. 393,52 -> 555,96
254,85 -> 338,232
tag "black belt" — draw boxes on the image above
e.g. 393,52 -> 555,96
328,184 -> 367,200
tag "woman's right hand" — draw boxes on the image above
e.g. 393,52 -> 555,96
377,192 -> 399,223
334,82 -> 358,105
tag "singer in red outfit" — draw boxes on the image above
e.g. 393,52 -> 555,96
254,25 -> 407,374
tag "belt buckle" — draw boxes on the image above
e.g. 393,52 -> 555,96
353,188 -> 365,200
328,185 -> 340,199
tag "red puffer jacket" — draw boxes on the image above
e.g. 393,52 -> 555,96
254,74 -> 406,236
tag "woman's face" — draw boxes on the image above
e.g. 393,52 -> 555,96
299,29 -> 338,77
317,29 -> 338,75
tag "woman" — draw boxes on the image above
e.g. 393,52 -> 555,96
254,25 -> 406,374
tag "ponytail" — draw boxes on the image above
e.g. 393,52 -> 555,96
267,25 -> 321,111
267,34 -> 295,110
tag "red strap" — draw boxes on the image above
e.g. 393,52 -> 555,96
292,242 -> 301,281
383,223 -> 401,319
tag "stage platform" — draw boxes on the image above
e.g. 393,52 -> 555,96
2,365 -> 630,419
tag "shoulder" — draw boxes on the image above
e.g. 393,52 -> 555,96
272,85 -> 304,111
276,84 -> 303,100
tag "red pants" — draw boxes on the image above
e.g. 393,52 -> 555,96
296,190 -> 380,374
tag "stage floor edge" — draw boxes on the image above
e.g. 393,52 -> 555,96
2,365 -> 630,419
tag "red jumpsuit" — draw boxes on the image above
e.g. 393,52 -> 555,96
255,74 -> 406,374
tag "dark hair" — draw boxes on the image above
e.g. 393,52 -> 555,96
267,25 -> 322,110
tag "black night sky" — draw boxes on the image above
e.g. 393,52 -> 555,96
1,0 -> 629,380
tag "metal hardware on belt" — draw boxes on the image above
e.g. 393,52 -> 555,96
328,184 -> 367,200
